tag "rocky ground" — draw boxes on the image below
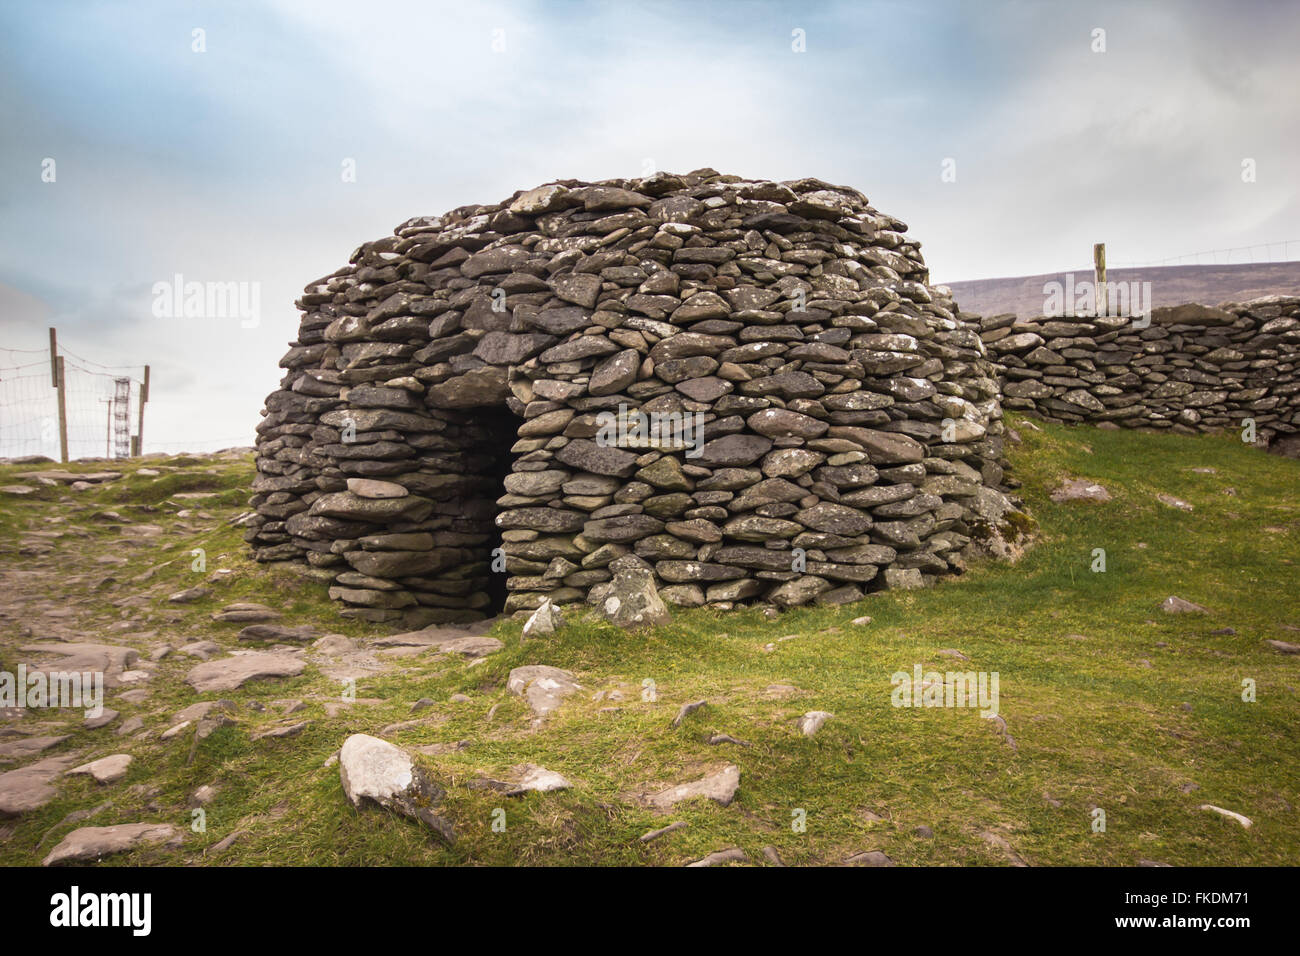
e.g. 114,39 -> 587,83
0,417 -> 1298,866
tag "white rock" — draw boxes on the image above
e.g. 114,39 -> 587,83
338,734 -> 453,843
1199,804 -> 1252,828
523,598 -> 563,639
797,711 -> 833,737
645,764 -> 740,811
340,734 -> 417,808
507,665 -> 581,718
514,764 -> 572,793
69,754 -> 132,784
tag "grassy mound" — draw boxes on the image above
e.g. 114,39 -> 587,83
0,417 -> 1296,866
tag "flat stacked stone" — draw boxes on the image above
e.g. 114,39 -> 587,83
249,170 -> 1022,625
983,298 -> 1300,444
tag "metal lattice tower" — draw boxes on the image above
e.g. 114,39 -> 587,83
112,377 -> 131,458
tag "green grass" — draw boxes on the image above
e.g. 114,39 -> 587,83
1,418 -> 1297,866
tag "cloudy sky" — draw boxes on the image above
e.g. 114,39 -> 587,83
1,0 -> 1297,458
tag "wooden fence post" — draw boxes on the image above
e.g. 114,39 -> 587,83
136,365 -> 150,457
55,356 -> 69,463
48,328 -> 58,386
1093,242 -> 1107,316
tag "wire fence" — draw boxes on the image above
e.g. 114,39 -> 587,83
0,343 -> 146,460
1110,239 -> 1300,269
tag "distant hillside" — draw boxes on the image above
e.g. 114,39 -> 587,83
942,261 -> 1300,318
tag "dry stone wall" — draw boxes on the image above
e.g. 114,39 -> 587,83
248,170 -> 1024,627
981,299 -> 1300,447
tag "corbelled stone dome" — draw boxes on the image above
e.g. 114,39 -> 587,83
249,169 -> 1024,627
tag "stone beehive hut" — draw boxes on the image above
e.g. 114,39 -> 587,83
248,169 -> 1022,627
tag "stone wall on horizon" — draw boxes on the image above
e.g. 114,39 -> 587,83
976,298 -> 1300,448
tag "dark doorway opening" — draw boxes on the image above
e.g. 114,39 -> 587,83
404,401 -> 520,625
476,405 -> 517,617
